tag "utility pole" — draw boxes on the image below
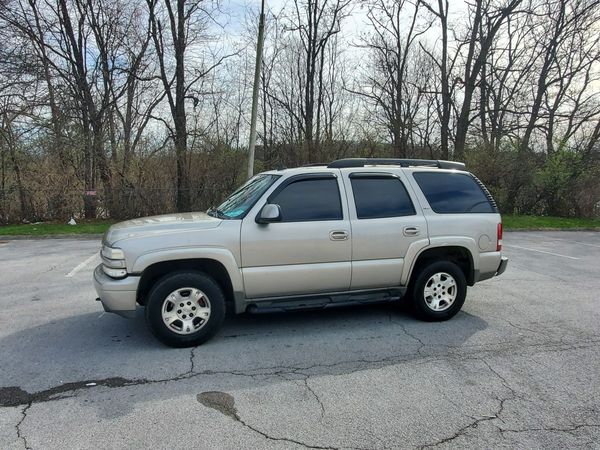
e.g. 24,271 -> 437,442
247,0 -> 266,178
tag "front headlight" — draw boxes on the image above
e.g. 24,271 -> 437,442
101,246 -> 125,260
101,245 -> 127,278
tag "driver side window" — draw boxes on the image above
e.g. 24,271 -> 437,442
269,177 -> 343,222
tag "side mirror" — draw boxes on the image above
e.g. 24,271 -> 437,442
256,203 -> 281,224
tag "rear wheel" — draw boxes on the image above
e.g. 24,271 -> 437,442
410,261 -> 466,321
145,271 -> 225,347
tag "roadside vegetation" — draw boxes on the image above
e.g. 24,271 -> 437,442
502,215 -> 600,230
0,0 -> 599,224
0,221 -> 113,236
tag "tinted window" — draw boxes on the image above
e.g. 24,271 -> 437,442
351,176 -> 415,219
413,172 -> 495,213
270,177 -> 343,221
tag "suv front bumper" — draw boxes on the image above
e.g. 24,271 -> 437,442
93,264 -> 140,318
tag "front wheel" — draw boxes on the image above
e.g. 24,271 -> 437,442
145,271 -> 226,347
410,261 -> 467,321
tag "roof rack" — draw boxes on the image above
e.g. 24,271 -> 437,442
327,158 -> 466,171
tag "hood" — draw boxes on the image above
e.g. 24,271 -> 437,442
104,212 -> 222,245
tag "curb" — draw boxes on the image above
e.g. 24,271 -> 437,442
0,234 -> 103,240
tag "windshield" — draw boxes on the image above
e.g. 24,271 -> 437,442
209,174 -> 280,219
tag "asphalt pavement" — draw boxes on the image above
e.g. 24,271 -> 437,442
0,231 -> 599,449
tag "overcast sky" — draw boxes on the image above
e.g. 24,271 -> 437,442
220,0 -> 472,58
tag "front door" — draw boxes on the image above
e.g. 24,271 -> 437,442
240,173 -> 351,298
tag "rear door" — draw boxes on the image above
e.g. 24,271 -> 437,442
240,172 -> 352,298
342,171 -> 428,289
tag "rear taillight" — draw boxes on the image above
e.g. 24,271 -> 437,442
497,222 -> 503,251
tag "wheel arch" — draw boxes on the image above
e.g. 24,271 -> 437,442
136,258 -> 237,307
406,245 -> 475,287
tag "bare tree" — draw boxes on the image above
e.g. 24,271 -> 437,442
452,0 -> 524,157
0,103 -> 31,220
278,0 -> 352,162
476,10 -> 536,151
518,0 -> 600,153
352,0 -> 431,157
111,8 -> 165,185
420,0 -> 452,159
147,0 -> 236,211
0,0 -> 599,221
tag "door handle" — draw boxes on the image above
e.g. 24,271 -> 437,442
403,226 -> 420,236
330,230 -> 349,241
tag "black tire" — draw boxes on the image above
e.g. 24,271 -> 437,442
410,260 -> 467,322
145,271 -> 226,347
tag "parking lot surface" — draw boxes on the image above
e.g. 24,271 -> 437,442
0,231 -> 599,449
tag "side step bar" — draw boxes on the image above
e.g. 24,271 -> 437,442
245,287 -> 406,314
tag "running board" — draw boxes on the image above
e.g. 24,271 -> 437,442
245,287 -> 406,314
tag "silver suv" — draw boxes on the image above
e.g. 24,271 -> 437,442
94,158 -> 508,347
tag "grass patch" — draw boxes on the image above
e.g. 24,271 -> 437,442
1,215 -> 598,236
0,220 -> 114,236
503,215 -> 600,230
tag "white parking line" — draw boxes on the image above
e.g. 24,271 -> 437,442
66,253 -> 99,277
504,244 -> 579,260
525,233 -> 600,248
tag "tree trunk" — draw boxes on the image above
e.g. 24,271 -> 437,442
439,0 -> 450,160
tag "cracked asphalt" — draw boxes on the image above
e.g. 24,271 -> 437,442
0,231 -> 599,449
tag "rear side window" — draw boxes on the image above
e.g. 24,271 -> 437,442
270,177 -> 343,221
351,176 -> 416,219
413,172 -> 496,213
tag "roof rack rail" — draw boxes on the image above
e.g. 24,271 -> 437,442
327,158 -> 466,171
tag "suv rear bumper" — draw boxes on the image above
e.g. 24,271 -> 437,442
496,256 -> 508,276
476,253 -> 508,282
93,264 -> 139,318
